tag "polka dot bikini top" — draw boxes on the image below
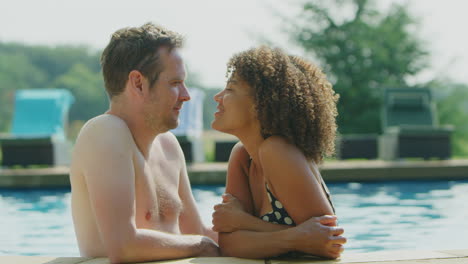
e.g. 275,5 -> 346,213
259,181 -> 336,226
249,158 -> 335,227
260,183 -> 296,226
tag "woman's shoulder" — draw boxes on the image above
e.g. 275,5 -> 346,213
258,136 -> 309,178
229,141 -> 251,163
259,136 -> 298,157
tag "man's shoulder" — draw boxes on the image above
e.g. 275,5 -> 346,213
154,131 -> 181,153
77,115 -> 131,140
74,114 -> 134,156
82,114 -> 129,132
158,131 -> 178,142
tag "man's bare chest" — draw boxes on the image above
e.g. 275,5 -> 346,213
133,154 -> 182,228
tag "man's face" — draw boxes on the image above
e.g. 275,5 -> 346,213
143,48 -> 190,133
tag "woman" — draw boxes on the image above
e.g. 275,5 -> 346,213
211,46 -> 345,259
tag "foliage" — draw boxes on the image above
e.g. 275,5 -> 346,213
52,63 -> 108,122
0,42 -> 106,133
289,0 -> 429,133
0,42 -> 219,138
430,80 -> 468,156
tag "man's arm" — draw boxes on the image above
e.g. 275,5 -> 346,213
174,135 -> 218,242
78,118 -> 217,263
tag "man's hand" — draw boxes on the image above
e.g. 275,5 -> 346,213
212,193 -> 247,233
290,215 -> 346,259
198,236 -> 221,257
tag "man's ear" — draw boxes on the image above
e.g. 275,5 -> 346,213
128,70 -> 145,96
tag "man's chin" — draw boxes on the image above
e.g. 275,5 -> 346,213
150,122 -> 178,134
167,120 -> 179,131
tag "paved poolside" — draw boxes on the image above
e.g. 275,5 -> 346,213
2,249 -> 468,263
1,159 -> 468,188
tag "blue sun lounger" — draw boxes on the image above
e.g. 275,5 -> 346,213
0,89 -> 75,166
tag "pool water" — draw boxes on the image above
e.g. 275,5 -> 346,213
1,180 -> 468,256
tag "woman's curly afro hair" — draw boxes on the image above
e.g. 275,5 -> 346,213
227,46 -> 339,163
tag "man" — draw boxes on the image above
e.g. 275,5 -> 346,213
70,23 -> 218,263
70,22 -> 345,263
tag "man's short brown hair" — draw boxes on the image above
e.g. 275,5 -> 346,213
100,22 -> 183,98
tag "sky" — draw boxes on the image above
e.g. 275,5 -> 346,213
1,0 -> 467,88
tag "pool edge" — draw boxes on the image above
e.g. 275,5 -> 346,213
2,248 -> 468,263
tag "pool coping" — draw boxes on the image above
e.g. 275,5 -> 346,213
1,159 -> 468,188
2,248 -> 468,263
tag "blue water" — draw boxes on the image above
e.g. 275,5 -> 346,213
1,180 -> 468,256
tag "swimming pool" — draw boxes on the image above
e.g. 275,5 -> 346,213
1,180 -> 468,256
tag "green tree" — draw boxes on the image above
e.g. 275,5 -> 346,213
0,42 -> 105,134
431,80 -> 468,156
0,41 -> 223,137
289,0 -> 428,133
52,63 -> 108,122
0,43 -> 101,83
0,51 -> 47,131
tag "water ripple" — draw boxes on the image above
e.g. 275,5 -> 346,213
2,181 -> 468,256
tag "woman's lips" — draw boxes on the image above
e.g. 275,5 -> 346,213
214,106 -> 224,117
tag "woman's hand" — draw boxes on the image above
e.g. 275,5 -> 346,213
212,193 -> 248,233
289,215 -> 346,259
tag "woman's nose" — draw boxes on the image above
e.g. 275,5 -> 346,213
213,90 -> 223,102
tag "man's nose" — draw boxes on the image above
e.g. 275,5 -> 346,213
180,84 -> 191,101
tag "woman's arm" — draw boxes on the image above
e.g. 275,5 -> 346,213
216,137 -> 334,232
258,136 -> 335,224
215,142 -> 345,259
219,215 -> 345,259
212,193 -> 289,233
213,143 -> 290,233
216,143 -> 291,257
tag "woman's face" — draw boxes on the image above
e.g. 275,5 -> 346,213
211,74 -> 258,135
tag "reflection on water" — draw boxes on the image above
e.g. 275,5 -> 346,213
0,188 -> 75,256
331,181 -> 468,252
1,180 -> 468,256
167,181 -> 468,254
